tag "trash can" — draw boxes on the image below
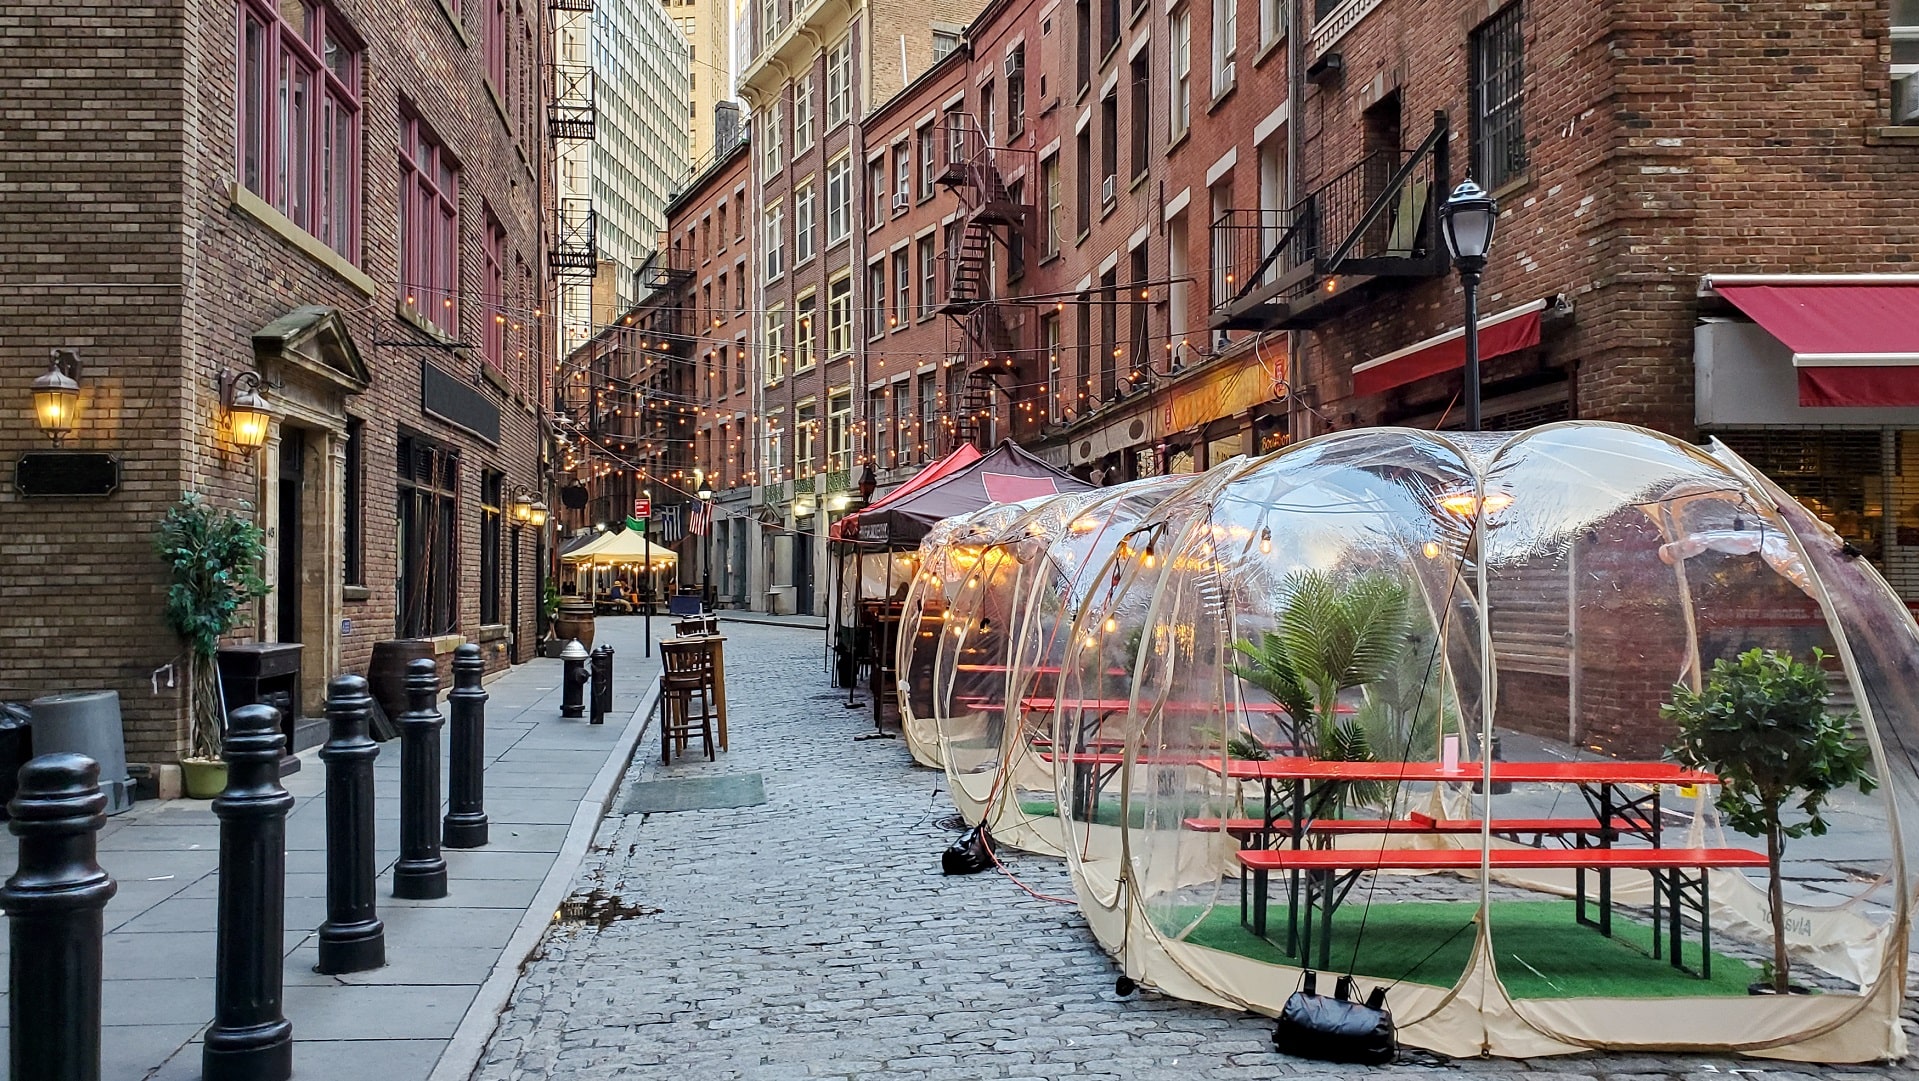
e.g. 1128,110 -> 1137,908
29,690 -> 134,814
0,703 -> 32,814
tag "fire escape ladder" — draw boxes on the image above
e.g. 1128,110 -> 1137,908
937,219 -> 995,315
550,196 -> 598,278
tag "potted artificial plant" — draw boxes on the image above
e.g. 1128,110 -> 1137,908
1663,647 -> 1876,995
156,494 -> 271,798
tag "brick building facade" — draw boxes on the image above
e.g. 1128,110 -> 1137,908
2,0 -> 551,771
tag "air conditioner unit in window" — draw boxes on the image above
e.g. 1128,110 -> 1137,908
1005,52 -> 1023,79
1101,174 -> 1116,203
1896,73 -> 1919,125
893,191 -> 911,211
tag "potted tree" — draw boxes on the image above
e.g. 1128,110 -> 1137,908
156,494 -> 271,798
1663,647 -> 1876,994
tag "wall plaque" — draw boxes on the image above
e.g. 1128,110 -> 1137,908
15,452 -> 121,497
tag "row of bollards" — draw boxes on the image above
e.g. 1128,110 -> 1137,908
558,640 -> 616,725
0,643 -> 497,1081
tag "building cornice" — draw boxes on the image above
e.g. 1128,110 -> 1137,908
740,0 -> 864,106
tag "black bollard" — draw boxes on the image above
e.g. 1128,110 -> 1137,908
316,675 -> 385,974
3,753 -> 116,1081
205,704 -> 294,1081
443,645 -> 489,849
393,658 -> 448,900
589,644 -> 615,725
560,639 -> 589,719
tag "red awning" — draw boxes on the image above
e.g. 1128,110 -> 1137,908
1351,299 -> 1547,397
828,444 -> 983,541
1708,279 -> 1919,407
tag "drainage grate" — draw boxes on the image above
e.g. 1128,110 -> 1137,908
616,772 -> 767,814
553,888 -> 660,929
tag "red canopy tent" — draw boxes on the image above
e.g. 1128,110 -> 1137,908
828,443 -> 983,541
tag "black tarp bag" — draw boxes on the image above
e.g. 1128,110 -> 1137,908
1272,972 -> 1396,1065
941,824 -> 994,875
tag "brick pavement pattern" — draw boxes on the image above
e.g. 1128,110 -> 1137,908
473,622 -> 1919,1080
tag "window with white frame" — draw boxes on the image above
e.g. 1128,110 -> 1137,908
1043,311 -> 1062,421
868,156 -> 888,223
827,274 -> 853,356
917,122 -> 938,197
795,290 -> 818,369
1209,178 -> 1233,312
1006,44 -> 1026,137
894,143 -> 911,207
764,199 -> 784,278
794,176 -> 816,263
762,98 -> 783,176
826,37 -> 851,127
794,73 -> 816,153
1170,7 -> 1191,139
918,236 -> 938,316
825,153 -> 851,244
764,408 -> 785,478
893,248 -> 912,329
827,389 -> 852,470
764,304 -> 785,383
1259,0 -> 1285,48
867,260 -> 887,339
1212,0 -> 1236,96
933,29 -> 960,60
1257,134 -> 1285,287
1166,210 -> 1189,344
1041,153 -> 1061,256
759,0 -> 778,48
795,397 -> 818,475
1895,0 -> 1918,122
238,0 -> 362,256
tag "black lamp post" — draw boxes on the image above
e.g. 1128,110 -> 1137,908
697,481 -> 714,607
1439,178 -> 1500,432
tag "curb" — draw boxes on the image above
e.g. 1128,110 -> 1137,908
426,672 -> 664,1081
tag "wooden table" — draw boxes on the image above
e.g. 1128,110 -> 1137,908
670,634 -> 728,750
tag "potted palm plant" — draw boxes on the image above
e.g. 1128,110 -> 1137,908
156,494 -> 271,798
1663,647 -> 1875,995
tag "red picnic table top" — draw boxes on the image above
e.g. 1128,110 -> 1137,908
1199,757 -> 1718,786
1024,697 -> 1296,714
1237,846 -> 1766,872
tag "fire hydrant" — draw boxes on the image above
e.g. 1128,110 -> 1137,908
560,639 -> 590,718
589,644 -> 615,725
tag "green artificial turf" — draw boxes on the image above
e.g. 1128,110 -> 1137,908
1169,900 -> 1760,999
1019,798 -> 1228,829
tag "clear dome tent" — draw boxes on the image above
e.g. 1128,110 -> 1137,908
898,511 -> 987,769
1058,422 -> 1913,1062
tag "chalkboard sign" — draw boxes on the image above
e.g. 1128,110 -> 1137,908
15,452 -> 121,498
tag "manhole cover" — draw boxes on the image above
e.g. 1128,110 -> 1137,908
554,888 -> 660,929
616,772 -> 767,814
935,814 -> 969,831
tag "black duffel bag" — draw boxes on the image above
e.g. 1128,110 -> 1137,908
941,824 -> 995,875
1272,971 -> 1396,1066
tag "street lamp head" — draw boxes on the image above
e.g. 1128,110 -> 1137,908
857,462 -> 877,502
528,500 -> 550,528
697,485 -> 713,500
1440,178 -> 1499,273
32,349 -> 82,444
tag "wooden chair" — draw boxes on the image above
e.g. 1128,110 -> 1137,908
658,639 -> 717,763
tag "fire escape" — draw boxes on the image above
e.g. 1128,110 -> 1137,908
549,0 -> 598,427
936,115 -> 1033,450
1211,111 -> 1450,332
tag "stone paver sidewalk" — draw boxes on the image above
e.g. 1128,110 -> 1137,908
473,621 -> 1919,1081
0,615 -> 662,1081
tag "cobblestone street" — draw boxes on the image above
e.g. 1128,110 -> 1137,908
472,622 -> 1919,1081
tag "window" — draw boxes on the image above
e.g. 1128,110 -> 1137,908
794,72 -> 815,153
485,0 -> 507,89
1041,312 -> 1062,420
868,157 -> 888,223
765,199 -> 784,278
1099,89 -> 1118,195
944,103 -> 966,165
1209,178 -> 1233,310
868,388 -> 890,465
736,334 -> 748,390
981,81 -> 997,147
480,470 -> 503,624
483,210 -> 507,368
764,304 -> 785,382
933,28 -> 961,60
762,98 -> 783,177
894,143 -> 911,208
1041,153 -> 1062,256
1170,7 -> 1191,138
795,290 -> 818,369
917,122 -> 938,197
893,248 -> 912,329
1895,0 -> 1918,122
1075,299 -> 1091,413
397,435 -> 459,638
760,0 -> 778,48
1470,3 -> 1526,189
867,260 -> 888,339
917,375 -> 937,460
827,274 -> 853,356
1006,179 -> 1026,278
238,0 -> 361,255
796,398 -> 818,475
716,202 -> 727,248
400,111 -> 458,334
343,416 -> 363,585
736,261 -> 747,310
826,37 -> 851,128
1257,134 -> 1285,288
735,187 -> 747,239
794,176 -> 816,262
1006,45 -> 1026,138
1098,269 -> 1118,399
827,389 -> 852,470
918,236 -> 938,316
1128,50 -> 1150,181
1166,210 -> 1189,344
1212,0 -> 1237,96
1075,125 -> 1092,233
1076,0 -> 1092,93
1259,0 -> 1285,49
764,409 -> 785,478
1128,244 -> 1149,375
826,154 -> 851,244
1100,0 -> 1120,57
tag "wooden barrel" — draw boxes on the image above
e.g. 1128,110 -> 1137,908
554,599 -> 596,649
368,639 -> 434,738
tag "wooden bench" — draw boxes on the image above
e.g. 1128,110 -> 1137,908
1238,846 -> 1770,976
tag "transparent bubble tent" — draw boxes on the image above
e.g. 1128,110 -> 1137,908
902,423 -> 1919,1061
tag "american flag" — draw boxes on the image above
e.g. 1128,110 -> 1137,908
689,500 -> 712,537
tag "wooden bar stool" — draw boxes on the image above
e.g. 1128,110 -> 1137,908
658,638 -> 717,763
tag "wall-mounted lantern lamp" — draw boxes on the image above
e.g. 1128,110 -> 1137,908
527,500 -> 549,528
220,369 -> 273,451
33,348 -> 82,444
